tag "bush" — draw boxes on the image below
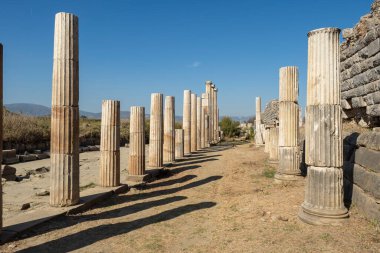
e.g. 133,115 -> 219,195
220,116 -> 240,138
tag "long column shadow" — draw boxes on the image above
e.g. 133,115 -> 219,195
175,154 -> 221,163
16,202 -> 217,253
171,158 -> 218,168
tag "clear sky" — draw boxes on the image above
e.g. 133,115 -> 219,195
0,0 -> 374,117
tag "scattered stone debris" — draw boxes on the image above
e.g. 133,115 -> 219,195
20,203 -> 31,210
35,189 -> 50,196
2,165 -> 17,181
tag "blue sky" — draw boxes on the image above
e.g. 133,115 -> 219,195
0,0 -> 374,117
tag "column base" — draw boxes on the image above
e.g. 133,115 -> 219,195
274,172 -> 302,183
298,204 -> 349,226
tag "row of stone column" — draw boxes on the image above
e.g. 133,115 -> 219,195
255,27 -> 348,225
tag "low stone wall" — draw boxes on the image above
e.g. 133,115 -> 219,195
343,130 -> 380,221
340,0 -> 380,127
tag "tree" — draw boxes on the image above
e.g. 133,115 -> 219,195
220,116 -> 240,138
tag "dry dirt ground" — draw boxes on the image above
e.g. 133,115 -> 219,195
1,142 -> 379,253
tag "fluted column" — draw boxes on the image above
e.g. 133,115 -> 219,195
99,100 -> 120,187
163,96 -> 175,164
255,97 -> 264,146
205,115 -> 210,148
299,27 -> 348,225
128,106 -> 146,180
196,96 -> 202,150
50,12 -> 79,207
149,93 -> 163,168
191,93 -> 197,152
264,127 -> 270,153
183,90 -> 191,155
200,94 -> 206,148
213,87 -> 218,143
175,129 -> 184,159
268,126 -> 279,163
275,66 -> 300,182
0,43 -> 3,230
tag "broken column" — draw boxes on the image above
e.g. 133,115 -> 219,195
255,97 -> 264,146
191,93 -> 197,152
50,12 -> 80,207
163,96 -> 175,164
0,43 -> 3,229
197,96 -> 202,150
183,90 -> 191,155
299,28 -> 348,225
99,100 -> 120,187
149,93 -> 163,168
127,106 -> 146,181
175,129 -> 184,159
275,66 -> 300,181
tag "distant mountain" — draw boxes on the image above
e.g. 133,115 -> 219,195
5,103 -> 130,119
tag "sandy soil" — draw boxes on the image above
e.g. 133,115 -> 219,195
1,142 -> 379,253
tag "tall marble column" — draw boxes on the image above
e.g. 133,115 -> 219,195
99,100 -> 120,187
275,66 -> 300,181
175,129 -> 184,159
50,12 -> 79,207
183,90 -> 191,155
200,94 -> 206,149
191,93 -> 197,152
213,87 -> 218,143
299,27 -> 348,225
0,43 -> 3,229
255,97 -> 264,146
149,93 -> 163,168
206,82 -> 214,144
196,96 -> 202,150
163,96 -> 175,164
128,106 -> 146,181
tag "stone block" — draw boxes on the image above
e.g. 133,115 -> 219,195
351,183 -> 380,221
351,96 -> 367,108
363,91 -> 380,105
352,163 -> 380,199
341,99 -> 352,109
368,38 -> 380,58
354,147 -> 380,172
357,132 -> 380,151
367,104 -> 380,116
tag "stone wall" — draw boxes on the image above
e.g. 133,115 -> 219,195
262,100 -> 279,125
340,0 -> 380,127
343,130 -> 380,221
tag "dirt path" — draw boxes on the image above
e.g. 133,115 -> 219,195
1,143 -> 379,253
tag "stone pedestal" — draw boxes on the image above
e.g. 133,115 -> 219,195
50,12 -> 80,207
197,96 -> 202,150
255,97 -> 264,146
127,106 -> 147,182
275,66 -> 301,181
164,96 -> 175,164
148,93 -> 163,168
99,100 -> 120,187
191,93 -> 197,152
183,90 -> 191,155
299,27 -> 348,225
175,129 -> 184,159
268,126 -> 279,163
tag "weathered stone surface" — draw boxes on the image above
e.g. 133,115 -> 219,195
191,93 -> 197,152
99,100 -> 120,187
354,147 -> 380,172
367,104 -> 380,116
268,127 -> 279,162
357,131 -> 380,150
344,162 -> 380,199
164,96 -> 175,163
201,93 -> 207,148
341,99 -> 352,109
205,115 -> 210,148
183,90 -> 191,155
262,100 -> 279,125
255,97 -> 264,146
149,93 -> 163,168
175,129 -> 184,159
276,147 -> 300,178
278,102 -> 298,147
351,96 -> 367,108
196,96 -> 202,150
128,106 -> 146,176
50,12 -> 79,207
350,183 -> 380,221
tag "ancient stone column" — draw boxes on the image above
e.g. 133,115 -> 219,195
191,93 -> 197,152
206,82 -> 214,144
0,43 -> 3,229
255,97 -> 264,146
196,96 -> 202,150
200,94 -> 206,149
50,12 -> 79,207
128,106 -> 146,181
205,115 -> 210,148
163,96 -> 175,164
175,129 -> 184,159
268,126 -> 279,163
99,100 -> 120,187
183,90 -> 191,155
275,66 -> 300,182
299,28 -> 348,225
264,127 -> 270,153
214,87 -> 218,143
149,93 -> 163,168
